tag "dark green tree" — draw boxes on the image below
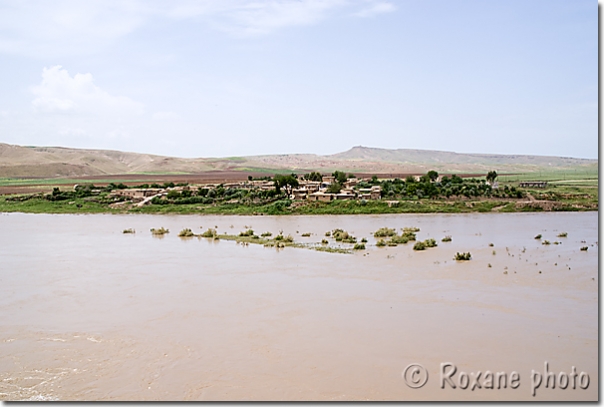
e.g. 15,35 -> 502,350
486,171 -> 498,183
332,170 -> 348,184
274,174 -> 299,195
427,170 -> 439,182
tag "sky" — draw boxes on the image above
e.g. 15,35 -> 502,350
0,0 -> 598,159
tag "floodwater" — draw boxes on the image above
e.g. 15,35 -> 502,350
0,212 -> 597,401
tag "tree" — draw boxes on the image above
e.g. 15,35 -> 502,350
274,174 -> 299,195
332,170 -> 348,184
248,175 -> 253,181
486,171 -> 498,183
427,170 -> 439,182
327,182 -> 342,194
304,171 -> 323,182
405,175 -> 416,184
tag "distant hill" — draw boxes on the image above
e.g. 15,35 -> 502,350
0,143 -> 597,178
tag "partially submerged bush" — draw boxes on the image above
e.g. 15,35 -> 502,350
325,231 -> 331,237
332,229 -> 356,243
123,228 -> 135,234
534,234 -> 542,240
353,243 -> 366,250
261,232 -> 272,237
441,236 -> 452,242
581,246 -> 588,251
413,241 -> 426,251
239,229 -> 255,237
374,227 -> 396,238
321,239 -> 329,245
424,238 -> 437,248
557,232 -> 568,238
403,227 -> 420,233
376,239 -> 387,247
361,238 -> 368,243
301,233 -> 311,237
542,240 -> 551,245
454,252 -> 472,261
390,235 -> 410,244
201,228 -> 217,238
150,227 -> 169,235
178,228 -> 196,237
387,241 -> 398,247
275,234 -> 294,243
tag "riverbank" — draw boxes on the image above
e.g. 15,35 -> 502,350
0,193 -> 597,215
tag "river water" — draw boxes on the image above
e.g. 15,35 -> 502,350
0,212 -> 597,401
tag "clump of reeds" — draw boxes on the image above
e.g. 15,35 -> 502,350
201,228 -> 217,238
441,236 -> 452,242
325,231 -> 331,237
361,238 -> 367,243
580,246 -> 588,251
321,239 -> 329,245
178,228 -> 196,237
123,228 -> 135,234
301,233 -> 311,237
542,240 -> 551,245
424,238 -> 437,248
239,229 -> 254,237
454,252 -> 472,261
332,229 -> 356,243
557,232 -> 568,238
353,243 -> 366,250
403,227 -> 420,233
150,227 -> 169,235
261,232 -> 272,237
376,239 -> 387,247
534,234 -> 542,239
413,241 -> 426,251
374,227 -> 396,238
274,233 -> 294,243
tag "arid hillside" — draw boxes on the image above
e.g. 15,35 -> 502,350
0,143 -> 597,178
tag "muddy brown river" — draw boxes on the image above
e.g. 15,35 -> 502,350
0,212 -> 597,401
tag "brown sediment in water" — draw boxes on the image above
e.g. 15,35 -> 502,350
0,212 -> 597,401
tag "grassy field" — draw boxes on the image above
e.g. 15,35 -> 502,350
498,167 -> 598,184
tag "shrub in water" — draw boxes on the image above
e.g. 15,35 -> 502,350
454,252 -> 472,261
557,232 -> 568,238
150,227 -> 169,235
353,243 -> 366,250
374,227 -> 396,238
123,228 -> 135,234
534,234 -> 542,239
424,238 -> 437,248
201,228 -> 217,238
413,241 -> 426,251
261,232 -> 272,237
441,236 -> 452,242
376,239 -> 387,247
179,228 -> 195,237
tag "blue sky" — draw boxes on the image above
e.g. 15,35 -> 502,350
0,0 -> 597,158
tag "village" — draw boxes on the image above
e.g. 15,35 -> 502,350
107,174 -> 383,207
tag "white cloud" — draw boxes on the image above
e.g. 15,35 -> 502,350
0,0 -> 397,56
353,1 -> 396,18
31,66 -> 144,116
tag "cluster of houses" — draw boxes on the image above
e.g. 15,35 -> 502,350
106,174 -> 382,206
